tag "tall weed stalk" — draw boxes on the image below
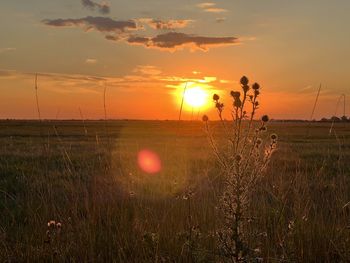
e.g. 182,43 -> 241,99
203,76 -> 277,261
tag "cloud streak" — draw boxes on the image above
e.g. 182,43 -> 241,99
81,0 -> 110,14
42,16 -> 138,33
0,47 -> 16,54
126,32 -> 238,51
139,18 -> 193,30
85,58 -> 97,64
197,2 -> 228,13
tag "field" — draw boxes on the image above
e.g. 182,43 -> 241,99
0,120 -> 349,262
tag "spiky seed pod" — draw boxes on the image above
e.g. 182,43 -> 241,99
261,115 -> 269,122
216,102 -> 224,110
270,134 -> 278,140
240,76 -> 249,86
252,83 -> 260,90
202,115 -> 209,122
260,126 -> 267,132
213,94 -> 220,101
230,91 -> 241,98
231,91 -> 241,98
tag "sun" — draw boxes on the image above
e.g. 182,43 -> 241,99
184,87 -> 208,108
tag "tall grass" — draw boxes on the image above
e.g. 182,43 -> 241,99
0,122 -> 349,261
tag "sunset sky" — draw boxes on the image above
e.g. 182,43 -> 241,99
1,0 -> 349,120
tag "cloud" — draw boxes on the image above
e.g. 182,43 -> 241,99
133,65 -> 162,75
81,0 -> 110,14
0,67 -> 229,92
139,18 -> 193,30
43,16 -> 238,51
85,58 -> 97,64
42,16 -> 138,33
197,2 -> 228,13
215,17 -> 226,23
0,47 -> 16,54
125,32 -> 238,51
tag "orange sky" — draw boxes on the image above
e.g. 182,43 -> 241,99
0,0 -> 349,120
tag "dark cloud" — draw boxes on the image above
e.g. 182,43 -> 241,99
42,16 -> 138,33
125,32 -> 238,51
140,18 -> 193,30
42,16 -> 238,51
127,35 -> 150,45
81,0 -> 110,14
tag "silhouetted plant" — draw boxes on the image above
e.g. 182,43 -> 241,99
203,76 -> 277,262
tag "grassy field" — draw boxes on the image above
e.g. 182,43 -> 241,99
0,120 -> 349,262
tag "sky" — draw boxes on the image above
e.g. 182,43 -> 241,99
0,0 -> 349,120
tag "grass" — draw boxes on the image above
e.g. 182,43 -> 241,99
0,120 -> 349,262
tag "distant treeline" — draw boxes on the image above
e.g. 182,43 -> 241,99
273,116 -> 349,122
319,116 -> 349,122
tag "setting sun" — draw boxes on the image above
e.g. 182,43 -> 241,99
184,86 -> 208,108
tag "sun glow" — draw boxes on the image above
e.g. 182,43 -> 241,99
173,81 -> 214,115
184,86 -> 209,108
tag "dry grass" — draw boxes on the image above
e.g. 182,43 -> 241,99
0,120 -> 349,262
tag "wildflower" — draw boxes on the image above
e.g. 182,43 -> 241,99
202,115 -> 209,122
256,138 -> 262,145
261,115 -> 269,122
48,220 -> 56,227
213,94 -> 220,101
288,220 -> 295,230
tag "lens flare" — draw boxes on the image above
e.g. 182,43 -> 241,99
137,149 -> 161,174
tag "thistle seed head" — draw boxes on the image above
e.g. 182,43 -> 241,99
261,115 -> 269,122
240,76 -> 249,86
252,83 -> 260,90
213,94 -> 220,101
270,134 -> 278,140
230,91 -> 241,98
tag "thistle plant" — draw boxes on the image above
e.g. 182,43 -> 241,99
203,76 -> 277,262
